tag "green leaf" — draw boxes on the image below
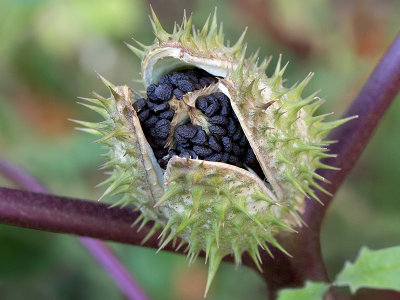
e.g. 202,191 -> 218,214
335,246 -> 400,293
277,281 -> 329,300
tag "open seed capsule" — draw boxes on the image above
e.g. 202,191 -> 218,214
76,8 -> 355,296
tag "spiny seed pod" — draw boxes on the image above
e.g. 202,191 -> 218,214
73,8 -> 355,296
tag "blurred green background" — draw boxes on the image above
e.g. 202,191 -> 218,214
0,0 -> 399,299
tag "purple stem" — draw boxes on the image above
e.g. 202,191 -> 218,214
80,237 -> 150,300
0,186 -> 165,250
0,158 -> 149,300
0,158 -> 47,194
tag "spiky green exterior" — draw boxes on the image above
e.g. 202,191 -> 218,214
76,8 -> 354,296
157,156 -> 294,291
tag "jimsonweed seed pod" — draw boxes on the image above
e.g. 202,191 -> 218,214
74,8 -> 355,295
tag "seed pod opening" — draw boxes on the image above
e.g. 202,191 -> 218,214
76,8 -> 355,296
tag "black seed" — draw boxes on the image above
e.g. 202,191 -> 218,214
188,150 -> 198,159
138,109 -> 150,121
205,104 -> 220,117
144,115 -> 158,127
221,136 -> 232,152
149,127 -> 158,137
204,97 -> 220,117
170,72 -> 185,86
176,144 -> 186,153
221,152 -> 230,163
227,118 -> 236,136
232,143 -> 242,156
215,93 -> 231,116
153,103 -> 169,113
239,134 -> 249,147
158,110 -> 174,120
208,136 -> 222,152
193,145 -> 213,157
204,153 -> 222,162
177,80 -> 194,93
232,128 -> 243,141
186,69 -> 199,83
186,75 -> 199,84
133,98 -> 146,112
207,95 -> 220,107
154,119 -> 171,139
154,84 -> 173,101
147,84 -> 157,101
146,101 -> 155,109
173,88 -> 184,100
214,92 -> 229,102
209,125 -> 226,136
221,105 -> 231,117
192,129 -> 207,145
196,97 -> 208,113
159,74 -> 171,84
205,95 -> 213,102
244,148 -> 256,165
175,124 -> 198,139
199,78 -> 209,88
149,138 -> 166,149
176,143 -> 190,154
209,115 -> 228,126
180,142 -> 191,148
174,131 -> 188,144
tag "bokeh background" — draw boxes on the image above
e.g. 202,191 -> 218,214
0,0 -> 399,299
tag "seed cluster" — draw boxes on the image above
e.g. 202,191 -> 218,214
132,68 -> 263,177
148,68 -> 218,101
173,93 -> 258,168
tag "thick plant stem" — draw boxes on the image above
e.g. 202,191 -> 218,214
0,187 -> 168,249
0,158 -> 149,300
